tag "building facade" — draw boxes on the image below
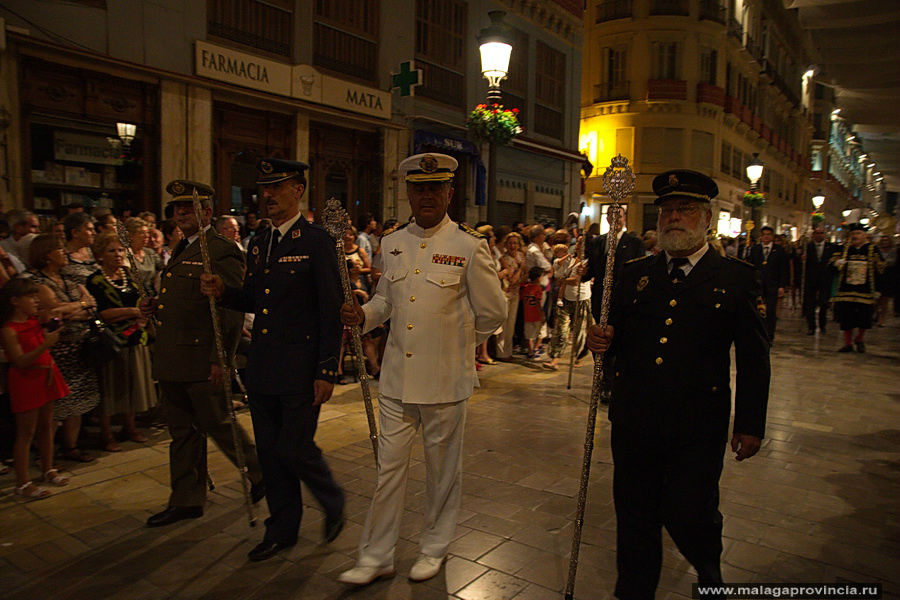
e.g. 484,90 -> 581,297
579,0 -> 857,238
0,0 -> 584,227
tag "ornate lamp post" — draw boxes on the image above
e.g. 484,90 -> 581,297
116,122 -> 137,150
744,152 -> 764,245
478,11 -> 512,223
811,191 -> 825,211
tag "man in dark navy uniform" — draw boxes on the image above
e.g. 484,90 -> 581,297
587,169 -> 770,600
747,225 -> 789,340
201,158 -> 344,562
802,225 -> 837,335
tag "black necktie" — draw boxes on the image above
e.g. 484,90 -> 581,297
172,238 -> 189,260
670,257 -> 689,283
267,229 -> 281,263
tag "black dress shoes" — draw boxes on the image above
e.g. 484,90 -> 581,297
146,506 -> 203,527
324,514 -> 345,543
838,345 -> 853,353
247,540 -> 294,562
250,481 -> 266,504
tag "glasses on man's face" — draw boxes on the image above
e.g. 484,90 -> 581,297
658,204 -> 701,218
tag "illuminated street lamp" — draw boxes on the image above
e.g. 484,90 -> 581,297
746,153 -> 764,190
478,10 -> 513,224
812,191 -> 825,211
478,11 -> 512,104
116,122 -> 137,149
743,153 -> 765,244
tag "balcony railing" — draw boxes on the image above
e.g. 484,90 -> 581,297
698,0 -> 725,24
649,0 -> 688,16
594,81 -> 631,102
208,0 -> 292,57
415,60 -> 465,107
696,82 -> 724,106
647,79 -> 687,100
596,0 -> 633,23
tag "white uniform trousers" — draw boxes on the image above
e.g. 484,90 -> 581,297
356,395 -> 467,568
495,293 -> 520,358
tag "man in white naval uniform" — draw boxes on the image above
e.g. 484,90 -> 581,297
338,153 -> 507,585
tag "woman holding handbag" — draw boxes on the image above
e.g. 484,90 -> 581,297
85,232 -> 157,452
26,234 -> 99,463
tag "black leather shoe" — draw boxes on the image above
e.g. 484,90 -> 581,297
250,481 -> 266,504
856,342 -> 866,353
146,506 -> 203,527
838,345 -> 853,353
324,513 -> 345,543
247,540 -> 294,562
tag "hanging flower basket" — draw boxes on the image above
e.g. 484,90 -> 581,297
467,103 -> 522,145
810,211 -> 825,225
742,191 -> 766,208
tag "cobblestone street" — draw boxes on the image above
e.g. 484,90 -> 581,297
2,313 -> 899,600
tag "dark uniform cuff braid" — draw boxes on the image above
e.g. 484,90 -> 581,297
317,357 -> 339,384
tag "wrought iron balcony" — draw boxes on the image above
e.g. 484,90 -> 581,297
596,0 -> 633,23
594,81 -> 631,102
649,0 -> 688,16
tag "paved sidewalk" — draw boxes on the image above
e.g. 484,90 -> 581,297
1,313 -> 898,599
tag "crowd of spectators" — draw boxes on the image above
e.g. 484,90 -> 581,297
0,203 -> 896,499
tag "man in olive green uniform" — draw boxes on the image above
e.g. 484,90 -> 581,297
145,180 -> 264,527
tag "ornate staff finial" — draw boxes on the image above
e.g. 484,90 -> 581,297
322,197 -> 350,241
601,154 -> 635,204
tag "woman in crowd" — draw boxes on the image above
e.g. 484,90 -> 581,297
342,226 -> 372,293
61,212 -> 97,286
125,217 -> 161,295
496,231 -> 526,360
27,235 -> 100,462
476,224 -> 500,365
159,218 -> 183,266
85,233 -> 157,452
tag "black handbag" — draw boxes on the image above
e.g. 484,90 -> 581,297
80,310 -> 124,367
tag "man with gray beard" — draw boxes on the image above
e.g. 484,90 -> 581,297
586,169 -> 771,600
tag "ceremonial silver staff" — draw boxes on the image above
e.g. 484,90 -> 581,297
566,232 -> 586,390
322,198 -> 379,463
564,155 -> 634,600
191,190 -> 256,527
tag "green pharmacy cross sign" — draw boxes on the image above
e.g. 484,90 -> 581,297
392,61 -> 422,97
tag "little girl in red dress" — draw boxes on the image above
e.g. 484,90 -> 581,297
0,278 -> 70,499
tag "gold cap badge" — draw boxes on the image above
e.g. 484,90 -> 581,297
419,155 -> 439,173
668,174 -> 679,187
260,161 -> 274,174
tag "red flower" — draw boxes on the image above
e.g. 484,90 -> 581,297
512,108 -> 519,113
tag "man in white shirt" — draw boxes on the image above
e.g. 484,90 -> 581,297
338,153 -> 506,586
1,209 -> 39,269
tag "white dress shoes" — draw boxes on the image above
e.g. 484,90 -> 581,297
408,554 -> 445,582
337,565 -> 396,586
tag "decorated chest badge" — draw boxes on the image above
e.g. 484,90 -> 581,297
292,229 -> 301,239
756,296 -> 767,319
278,255 -> 309,263
432,253 -> 466,267
636,275 -> 649,292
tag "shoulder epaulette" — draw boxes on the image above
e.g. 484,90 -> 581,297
725,255 -> 754,268
458,223 -> 484,238
625,254 -> 653,265
382,223 -> 408,238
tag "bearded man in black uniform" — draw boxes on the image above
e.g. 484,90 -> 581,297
587,170 -> 770,600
